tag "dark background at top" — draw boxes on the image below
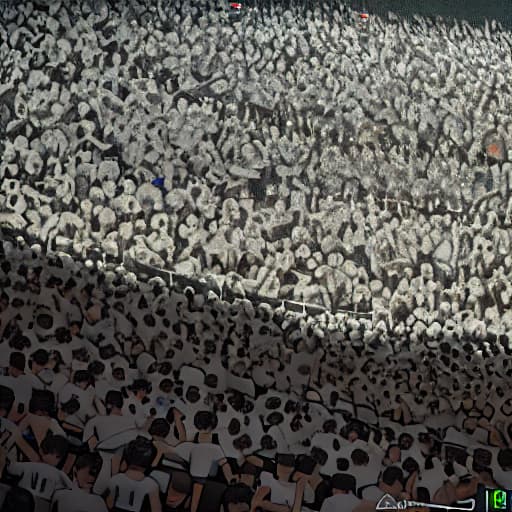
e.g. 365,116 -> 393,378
351,0 -> 512,28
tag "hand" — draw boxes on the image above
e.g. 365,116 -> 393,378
252,486 -> 271,508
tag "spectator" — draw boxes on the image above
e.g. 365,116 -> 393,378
360,466 -> 404,502
51,452 -> 108,512
319,474 -> 373,512
106,436 -> 161,512
6,433 -> 72,500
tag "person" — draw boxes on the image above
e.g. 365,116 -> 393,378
0,384 -> 40,463
106,436 -> 161,512
83,390 -> 142,494
319,474 -> 374,512
290,454 -> 331,511
6,433 -> 72,501
2,486 -> 35,512
254,454 -> 308,512
223,483 -> 254,512
18,390 -> 66,455
151,469 -> 193,512
360,466 -> 404,502
51,452 -> 108,512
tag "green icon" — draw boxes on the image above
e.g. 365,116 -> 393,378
489,489 -> 507,510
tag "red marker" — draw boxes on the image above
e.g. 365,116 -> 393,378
230,2 -> 242,9
359,12 -> 369,19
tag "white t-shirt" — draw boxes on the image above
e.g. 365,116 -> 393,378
52,486 -> 108,512
83,414 -> 137,447
8,462 -> 72,500
259,471 -> 297,507
320,493 -> 361,512
108,473 -> 159,512
361,484 -> 384,502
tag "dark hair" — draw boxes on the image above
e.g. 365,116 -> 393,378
31,348 -> 49,367
381,466 -> 403,486
73,370 -> 94,386
260,435 -> 276,451
336,458 -> 350,471
41,434 -> 69,461
223,483 -> 254,509
124,436 -> 156,469
194,410 -> 218,431
149,418 -> 171,438
60,398 -> 80,415
331,473 -> 356,493
88,361 -> 105,376
233,434 -> 252,451
402,457 -> 419,474
9,352 -> 26,372
105,390 -> 124,412
130,379 -> 152,393
0,385 -> 15,414
276,454 -> 295,468
75,452 -> 103,478
351,449 -> 369,466
310,447 -> 328,467
205,374 -> 218,389
29,390 -> 56,415
295,455 -> 316,475
398,433 -> 414,449
228,418 -> 241,436
3,486 -> 35,512
186,386 -> 201,403
497,448 -> 512,470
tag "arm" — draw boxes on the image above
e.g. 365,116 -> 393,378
172,408 -> 187,443
15,433 -> 41,462
251,487 -> 291,512
149,488 -> 162,512
354,500 -> 378,512
291,476 -> 307,512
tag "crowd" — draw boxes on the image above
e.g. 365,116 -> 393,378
0,237 -> 512,512
2,0 -> 512,510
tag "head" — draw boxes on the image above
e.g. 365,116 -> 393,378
73,452 -> 103,492
193,410 -> 218,432
331,473 -> 356,495
0,385 -> 15,418
2,486 -> 35,512
398,433 -> 414,451
124,436 -> 156,471
380,466 -> 404,494
130,379 -> 151,399
29,349 -> 49,374
497,448 -> 512,471
292,455 -> 317,481
8,352 -> 26,377
105,390 -> 124,414
40,434 -> 69,467
386,444 -> 401,463
149,418 -> 171,439
351,449 -> 369,467
223,483 -> 254,512
276,453 -> 295,479
29,390 -> 56,417
73,370 -> 94,389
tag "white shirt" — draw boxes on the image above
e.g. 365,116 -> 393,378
8,462 -> 72,500
259,471 -> 297,507
83,414 -> 137,447
320,493 -> 361,512
52,486 -> 108,512
108,473 -> 159,512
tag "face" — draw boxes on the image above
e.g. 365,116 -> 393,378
348,431 -> 359,442
75,466 -> 96,491
389,447 -> 401,463
42,452 -> 61,467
